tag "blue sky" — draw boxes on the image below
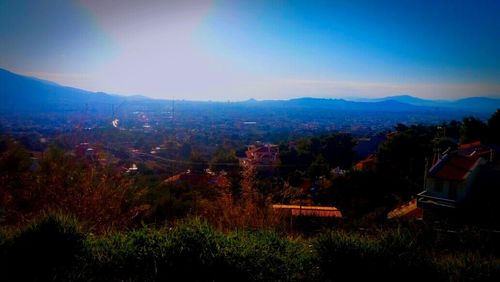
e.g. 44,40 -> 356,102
1,0 -> 499,100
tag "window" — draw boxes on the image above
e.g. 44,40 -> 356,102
448,182 -> 457,200
434,181 -> 443,192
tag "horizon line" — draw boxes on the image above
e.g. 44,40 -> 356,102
2,67 -> 500,103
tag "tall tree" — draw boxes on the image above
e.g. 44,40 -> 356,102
487,109 -> 500,143
460,116 -> 487,144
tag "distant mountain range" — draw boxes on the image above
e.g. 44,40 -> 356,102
1,68 -> 499,115
348,94 -> 500,112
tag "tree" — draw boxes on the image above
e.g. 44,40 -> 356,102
180,143 -> 192,160
209,148 -> 239,173
1,141 -> 146,232
189,152 -> 208,174
377,125 -> 435,196
307,155 -> 328,179
444,120 -> 461,140
487,109 -> 500,143
209,148 -> 242,198
460,116 -> 487,144
321,133 -> 355,169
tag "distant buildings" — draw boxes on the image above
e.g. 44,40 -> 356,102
242,143 -> 280,170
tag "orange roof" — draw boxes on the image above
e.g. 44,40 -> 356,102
272,204 -> 342,218
164,172 -> 230,188
429,155 -> 480,181
387,199 -> 423,219
458,141 -> 492,159
459,141 -> 482,150
353,154 -> 376,170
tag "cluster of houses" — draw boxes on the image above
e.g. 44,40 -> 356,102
160,138 -> 499,223
163,143 -> 281,191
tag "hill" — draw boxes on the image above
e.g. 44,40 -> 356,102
350,95 -> 500,112
0,68 -> 123,114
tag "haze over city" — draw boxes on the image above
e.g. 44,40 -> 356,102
1,0 -> 499,101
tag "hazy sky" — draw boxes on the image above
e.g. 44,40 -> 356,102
1,0 -> 499,100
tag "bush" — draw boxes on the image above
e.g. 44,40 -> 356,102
314,228 -> 438,281
83,227 -> 170,281
2,214 -> 84,281
1,216 -> 498,281
82,218 -> 314,281
220,230 -> 315,282
437,253 -> 500,282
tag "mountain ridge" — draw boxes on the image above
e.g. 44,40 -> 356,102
1,68 -> 499,114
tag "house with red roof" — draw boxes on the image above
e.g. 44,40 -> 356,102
164,170 -> 230,190
244,144 -> 279,166
242,144 -> 280,175
353,154 -> 376,171
417,142 -> 493,211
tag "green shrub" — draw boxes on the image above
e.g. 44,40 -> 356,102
220,230 -> 315,282
3,214 -> 84,281
83,227 -> 170,281
437,253 -> 500,282
82,218 -> 315,281
315,228 -> 439,281
2,216 -> 498,281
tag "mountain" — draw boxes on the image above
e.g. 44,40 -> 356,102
1,68 -> 499,116
452,97 -> 500,111
238,97 -> 424,112
0,68 -> 124,114
379,95 -> 444,107
348,95 -> 500,113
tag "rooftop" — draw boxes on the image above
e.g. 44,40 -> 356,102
428,142 -> 492,181
429,155 -> 481,181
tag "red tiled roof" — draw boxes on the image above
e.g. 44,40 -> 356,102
459,141 -> 482,150
272,204 -> 342,218
432,155 -> 480,181
387,199 -> 423,219
353,154 -> 376,170
164,172 -> 230,188
457,141 -> 492,158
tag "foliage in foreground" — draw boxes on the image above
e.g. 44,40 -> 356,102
0,215 -> 499,281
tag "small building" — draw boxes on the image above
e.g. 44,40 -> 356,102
272,204 -> 342,218
387,199 -> 423,220
417,142 -> 493,212
353,154 -> 376,171
245,144 -> 279,166
126,163 -> 138,174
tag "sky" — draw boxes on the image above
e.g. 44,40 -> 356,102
1,0 -> 499,101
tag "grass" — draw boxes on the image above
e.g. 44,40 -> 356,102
0,215 -> 498,281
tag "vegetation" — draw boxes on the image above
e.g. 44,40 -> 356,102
1,215 -> 499,281
1,110 -> 500,280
